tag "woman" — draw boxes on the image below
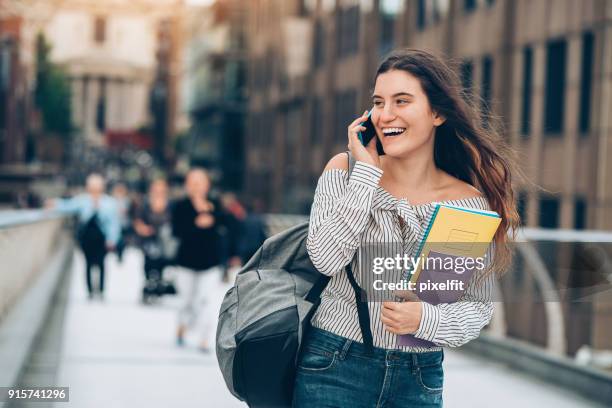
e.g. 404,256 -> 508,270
171,168 -> 225,350
133,179 -> 174,302
293,49 -> 519,407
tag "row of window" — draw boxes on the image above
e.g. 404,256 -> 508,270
521,32 -> 594,137
458,55 -> 493,124
417,0 -> 495,31
312,1 -> 501,67
455,31 -> 595,138
517,192 -> 587,229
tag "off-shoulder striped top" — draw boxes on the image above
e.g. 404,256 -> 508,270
306,160 -> 496,352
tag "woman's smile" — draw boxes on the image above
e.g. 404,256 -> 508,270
382,127 -> 406,137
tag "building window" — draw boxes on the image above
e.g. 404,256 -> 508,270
544,38 -> 567,135
379,14 -> 395,55
337,6 -> 360,58
579,31 -> 594,135
481,55 -> 493,122
521,46 -> 533,137
460,60 -> 473,100
380,0 -> 403,54
417,0 -> 427,30
574,197 -> 586,229
539,196 -> 560,228
464,0 -> 477,13
313,20 -> 325,68
416,0 -> 449,30
94,16 -> 106,44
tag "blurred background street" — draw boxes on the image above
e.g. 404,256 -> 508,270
1,0 -> 612,407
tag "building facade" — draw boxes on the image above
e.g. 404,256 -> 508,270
185,0 -> 247,191
0,9 -> 30,165
244,0 -> 612,232
42,0 -> 183,152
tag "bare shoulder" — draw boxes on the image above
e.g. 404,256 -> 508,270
441,174 -> 483,200
323,152 -> 349,172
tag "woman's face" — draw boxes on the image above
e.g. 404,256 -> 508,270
185,170 -> 210,198
371,70 -> 445,158
149,181 -> 168,201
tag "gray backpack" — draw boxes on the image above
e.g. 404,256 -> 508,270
216,152 -> 374,407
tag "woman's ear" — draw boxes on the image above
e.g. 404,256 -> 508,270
433,111 -> 446,127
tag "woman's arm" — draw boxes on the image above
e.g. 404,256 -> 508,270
51,195 -> 82,214
306,153 -> 383,276
413,244 -> 495,347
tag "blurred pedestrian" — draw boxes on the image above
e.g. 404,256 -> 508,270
133,178 -> 176,303
111,182 -> 131,263
219,192 -> 247,277
47,173 -> 120,299
171,168 -> 226,350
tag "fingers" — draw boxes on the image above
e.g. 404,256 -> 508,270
347,111 -> 369,149
348,110 -> 369,128
381,314 -> 397,329
381,302 -> 402,321
382,301 -> 400,311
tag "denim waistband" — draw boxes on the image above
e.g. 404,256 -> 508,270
303,327 -> 444,367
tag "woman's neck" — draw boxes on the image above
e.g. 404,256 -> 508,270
381,153 -> 442,192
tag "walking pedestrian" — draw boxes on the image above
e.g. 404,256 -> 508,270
171,168 -> 226,351
133,178 -> 176,302
293,49 -> 520,407
48,173 -> 120,299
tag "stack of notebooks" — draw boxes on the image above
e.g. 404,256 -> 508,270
397,202 -> 501,347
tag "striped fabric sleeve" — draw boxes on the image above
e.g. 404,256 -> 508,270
306,161 -> 383,276
413,243 -> 496,347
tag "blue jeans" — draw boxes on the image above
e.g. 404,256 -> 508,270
293,327 -> 444,408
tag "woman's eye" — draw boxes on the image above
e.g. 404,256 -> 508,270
373,101 -> 384,107
396,99 -> 409,105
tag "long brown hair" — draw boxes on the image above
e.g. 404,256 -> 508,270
376,48 -> 521,278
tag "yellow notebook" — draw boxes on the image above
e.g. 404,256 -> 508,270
408,203 -> 502,284
397,203 -> 501,347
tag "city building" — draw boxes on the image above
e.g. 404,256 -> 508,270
244,0 -> 612,232
24,0 -> 184,157
0,8 -> 29,165
184,0 -> 247,191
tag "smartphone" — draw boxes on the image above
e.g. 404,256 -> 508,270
358,110 -> 385,155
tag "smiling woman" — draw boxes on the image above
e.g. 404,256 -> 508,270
294,48 -> 521,408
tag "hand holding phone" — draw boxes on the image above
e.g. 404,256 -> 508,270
358,111 -> 385,156
347,110 -> 383,169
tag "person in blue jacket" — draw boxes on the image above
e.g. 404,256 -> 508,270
49,173 -> 120,299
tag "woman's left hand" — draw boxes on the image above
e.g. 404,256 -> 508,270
381,300 -> 423,335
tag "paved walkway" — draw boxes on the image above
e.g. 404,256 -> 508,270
53,249 -> 604,407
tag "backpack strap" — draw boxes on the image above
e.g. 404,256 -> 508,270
345,263 -> 374,353
344,151 -> 374,353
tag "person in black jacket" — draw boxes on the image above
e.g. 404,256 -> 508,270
171,168 -> 225,350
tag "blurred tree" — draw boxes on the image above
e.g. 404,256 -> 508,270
34,32 -> 73,138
